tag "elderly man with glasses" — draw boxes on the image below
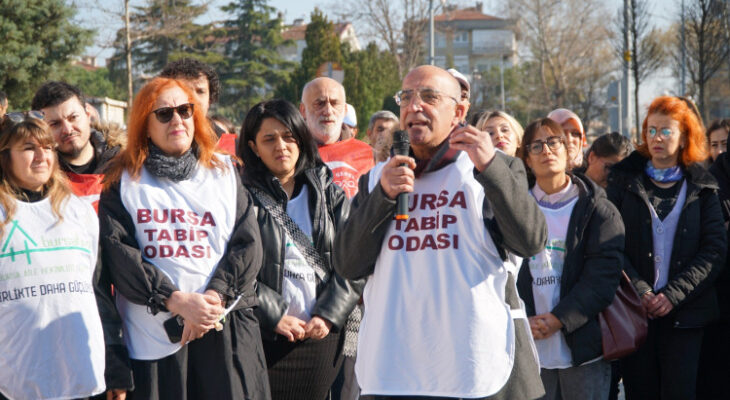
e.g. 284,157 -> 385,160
334,65 -> 547,400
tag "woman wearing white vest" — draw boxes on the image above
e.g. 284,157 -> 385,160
606,97 -> 726,400
239,99 -> 364,400
516,118 -> 624,400
0,113 -> 105,399
98,77 -> 269,400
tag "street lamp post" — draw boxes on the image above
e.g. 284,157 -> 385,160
429,0 -> 435,65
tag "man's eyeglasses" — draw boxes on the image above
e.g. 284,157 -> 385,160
151,103 -> 194,124
0,110 -> 45,131
394,88 -> 459,108
526,136 -> 564,155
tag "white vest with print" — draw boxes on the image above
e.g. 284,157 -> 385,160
117,155 -> 238,360
0,196 -> 105,400
356,152 -> 515,398
530,198 -> 578,369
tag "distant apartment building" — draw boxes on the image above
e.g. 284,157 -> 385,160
280,19 -> 361,63
427,3 -> 518,75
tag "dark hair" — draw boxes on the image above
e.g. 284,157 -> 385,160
239,99 -> 320,178
588,132 -> 633,159
706,119 -> 730,138
469,110 -> 486,126
210,114 -> 237,135
519,117 -> 566,161
160,58 -> 220,104
31,81 -> 85,110
0,91 -> 7,106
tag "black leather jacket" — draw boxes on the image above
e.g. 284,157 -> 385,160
243,163 -> 365,341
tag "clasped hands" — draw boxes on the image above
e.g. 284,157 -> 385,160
165,289 -> 225,344
641,291 -> 674,319
275,315 -> 333,342
529,312 -> 563,340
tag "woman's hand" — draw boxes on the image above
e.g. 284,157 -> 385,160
165,291 -> 223,328
275,315 -> 307,342
528,313 -> 563,340
304,316 -> 333,340
181,319 -> 210,344
106,389 -> 126,400
646,292 -> 674,318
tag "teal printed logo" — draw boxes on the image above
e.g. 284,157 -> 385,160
1,221 -> 91,264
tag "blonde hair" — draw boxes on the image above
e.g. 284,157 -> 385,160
476,110 -> 524,148
0,117 -> 71,236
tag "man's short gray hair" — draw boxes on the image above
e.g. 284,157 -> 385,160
368,110 -> 399,131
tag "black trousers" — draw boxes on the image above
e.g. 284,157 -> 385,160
696,318 -> 730,399
127,308 -> 270,400
264,329 -> 343,400
620,317 -> 704,400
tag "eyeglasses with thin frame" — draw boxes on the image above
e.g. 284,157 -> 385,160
526,136 -> 565,155
151,103 -> 194,124
647,127 -> 674,138
394,88 -> 459,108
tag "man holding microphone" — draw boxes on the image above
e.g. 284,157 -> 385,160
334,65 -> 547,399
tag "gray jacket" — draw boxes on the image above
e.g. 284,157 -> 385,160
334,150 -> 547,279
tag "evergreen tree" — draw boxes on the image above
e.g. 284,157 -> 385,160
0,0 -> 92,107
276,8 -> 342,102
107,0 -> 210,99
61,66 -> 127,101
220,0 -> 294,120
342,43 -> 401,134
132,0 -> 209,73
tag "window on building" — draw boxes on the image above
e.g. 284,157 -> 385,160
453,31 -> 469,47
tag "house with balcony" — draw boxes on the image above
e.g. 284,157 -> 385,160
280,19 -> 361,63
427,3 -> 518,75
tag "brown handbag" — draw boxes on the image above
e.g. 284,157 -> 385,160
599,270 -> 648,360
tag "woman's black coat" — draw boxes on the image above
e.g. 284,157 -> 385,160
242,163 -> 365,341
517,174 -> 625,365
606,151 -> 726,328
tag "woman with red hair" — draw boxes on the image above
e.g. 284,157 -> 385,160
99,77 -> 270,399
606,96 -> 725,399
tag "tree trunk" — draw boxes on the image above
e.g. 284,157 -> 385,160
125,0 -> 133,109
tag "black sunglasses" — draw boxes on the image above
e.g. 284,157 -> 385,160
151,103 -> 194,124
0,110 -> 45,131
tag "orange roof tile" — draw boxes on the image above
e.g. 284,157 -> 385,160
434,9 -> 500,22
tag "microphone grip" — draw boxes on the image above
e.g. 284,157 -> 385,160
395,192 -> 409,220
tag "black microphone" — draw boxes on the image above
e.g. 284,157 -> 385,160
392,130 -> 410,220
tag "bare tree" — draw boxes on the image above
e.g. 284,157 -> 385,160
615,0 -> 667,136
504,0 -> 615,124
679,0 -> 730,119
78,0 -> 211,103
333,0 -> 446,77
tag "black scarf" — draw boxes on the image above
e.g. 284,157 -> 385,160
144,142 -> 198,182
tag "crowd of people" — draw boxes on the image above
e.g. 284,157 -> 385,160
0,58 -> 727,400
